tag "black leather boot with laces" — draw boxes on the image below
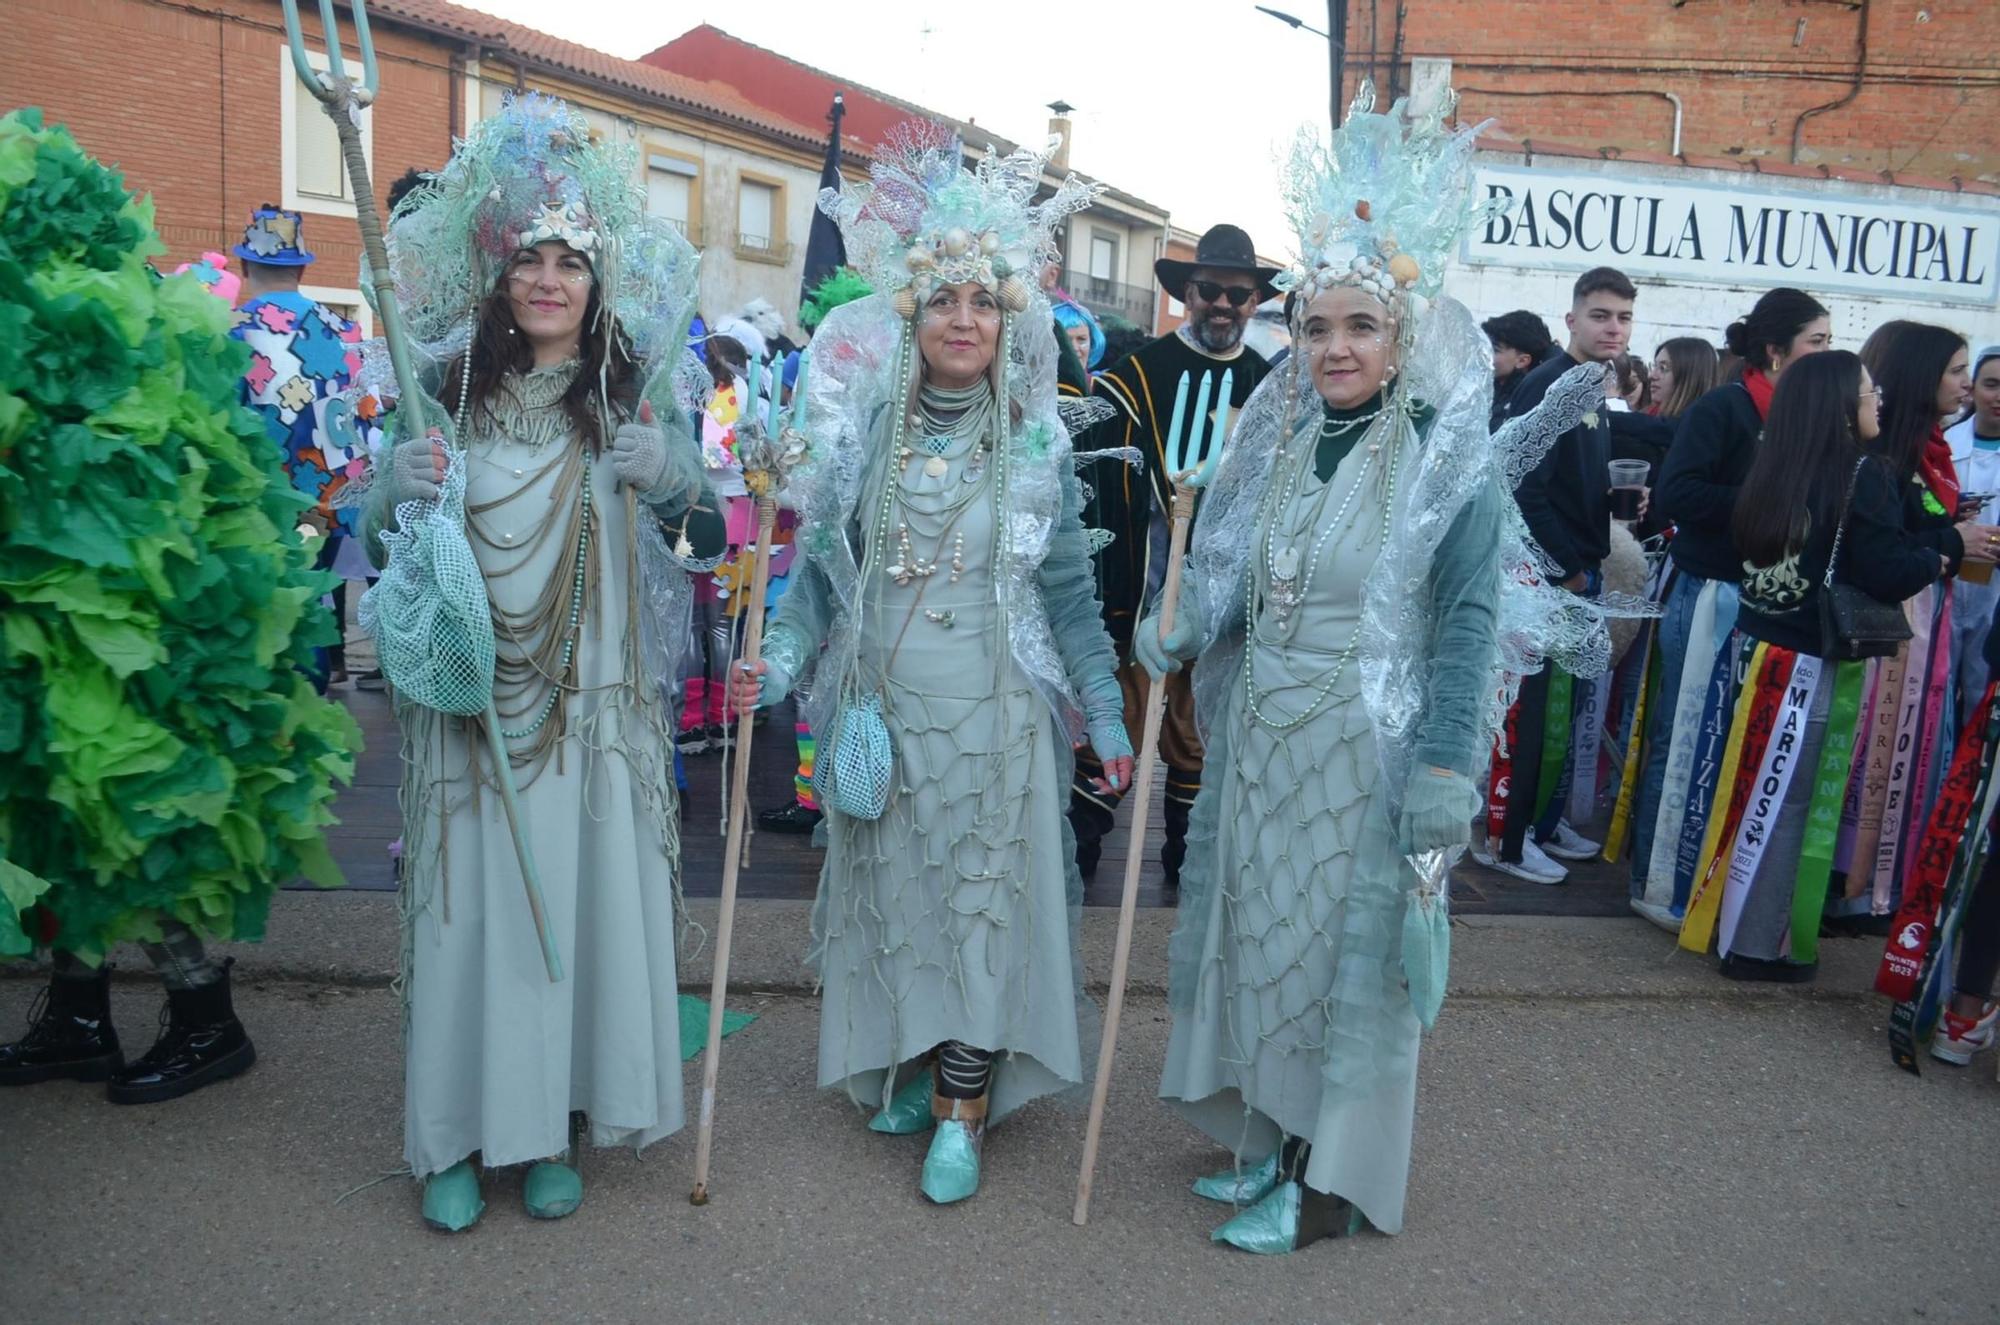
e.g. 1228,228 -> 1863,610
0,965 -> 123,1086
106,959 -> 255,1105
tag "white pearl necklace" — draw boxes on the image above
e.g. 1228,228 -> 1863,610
1263,413 -> 1382,624
1244,411 -> 1400,732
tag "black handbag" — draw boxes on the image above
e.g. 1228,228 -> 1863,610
1819,457 -> 1915,661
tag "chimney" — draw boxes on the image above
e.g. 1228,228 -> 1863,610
1047,100 -> 1074,172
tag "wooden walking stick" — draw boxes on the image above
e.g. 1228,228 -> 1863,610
1073,369 -> 1232,1225
690,354 -> 809,1205
279,0 -> 560,981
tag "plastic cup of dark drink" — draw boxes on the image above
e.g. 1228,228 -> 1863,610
1608,459 -> 1650,522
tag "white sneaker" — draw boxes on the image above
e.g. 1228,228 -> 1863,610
1629,897 -> 1684,935
1930,1002 -> 1999,1066
1472,837 -> 1568,885
1540,820 -> 1602,862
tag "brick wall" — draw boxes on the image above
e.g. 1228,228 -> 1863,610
1,0 -> 458,289
1341,0 -> 1997,183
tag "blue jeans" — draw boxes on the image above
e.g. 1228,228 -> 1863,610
1628,570 -> 1737,895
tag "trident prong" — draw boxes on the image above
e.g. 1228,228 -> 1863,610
1163,368 -> 1233,490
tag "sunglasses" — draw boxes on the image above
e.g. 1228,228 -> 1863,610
1190,279 -> 1260,308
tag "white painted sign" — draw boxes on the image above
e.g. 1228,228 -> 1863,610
1462,165 -> 1999,306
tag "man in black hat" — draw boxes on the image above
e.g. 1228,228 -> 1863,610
1069,224 -> 1277,894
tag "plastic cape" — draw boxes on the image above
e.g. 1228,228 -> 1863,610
761,289 -> 1119,750
1166,295 -> 1614,1014
0,111 -> 359,960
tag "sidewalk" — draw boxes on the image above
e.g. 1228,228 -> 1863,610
5,904 -> 1998,1323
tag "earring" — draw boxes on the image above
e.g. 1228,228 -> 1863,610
1384,364 -> 1399,380
505,326 -> 517,336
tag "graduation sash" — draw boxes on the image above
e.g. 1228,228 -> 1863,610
1671,621 -> 1740,910
1682,640 -> 1788,953
1533,669 -> 1575,825
1898,587 -> 1953,877
1876,681 -> 2000,1001
1874,614 -> 1931,910
1605,634 -> 1657,864
1789,660 -> 1867,963
1884,689 -> 2000,1074
1487,692 -> 1521,841
1716,652 -> 1820,957
1567,673 -> 1607,827
1833,663 -> 1879,882
1646,579 -> 1726,905
1853,650 -> 1906,912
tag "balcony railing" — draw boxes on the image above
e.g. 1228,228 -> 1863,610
1062,269 -> 1155,329
733,233 -> 795,265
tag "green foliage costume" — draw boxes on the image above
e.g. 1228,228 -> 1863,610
0,110 -> 358,962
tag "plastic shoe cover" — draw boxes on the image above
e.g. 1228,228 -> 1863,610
1211,1179 -> 1301,1254
918,1119 -> 982,1204
421,1161 -> 485,1233
524,1160 -> 584,1220
1191,1151 -> 1280,1204
868,1070 -> 938,1136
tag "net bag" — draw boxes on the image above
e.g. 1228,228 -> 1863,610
358,449 -> 496,716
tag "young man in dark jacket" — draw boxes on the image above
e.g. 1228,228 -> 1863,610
1475,267 -> 1634,884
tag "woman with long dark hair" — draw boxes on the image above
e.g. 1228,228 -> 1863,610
1668,351 -> 1952,980
1828,322 -> 1994,926
1650,337 -> 1721,421
1628,289 -> 1830,927
368,97 -> 723,1230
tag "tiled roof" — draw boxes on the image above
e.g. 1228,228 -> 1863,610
1474,127 -> 2000,198
641,25 -> 1171,220
360,0 -> 831,149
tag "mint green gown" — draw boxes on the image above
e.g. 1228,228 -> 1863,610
1161,405 -> 1500,1235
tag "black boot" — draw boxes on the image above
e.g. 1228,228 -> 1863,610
106,959 -> 255,1105
1162,799 -> 1192,903
1068,798 -> 1112,881
0,966 -> 123,1086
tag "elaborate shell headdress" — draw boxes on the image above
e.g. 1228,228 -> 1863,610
375,93 -> 704,421
818,122 -> 1098,319
1274,82 -> 1493,345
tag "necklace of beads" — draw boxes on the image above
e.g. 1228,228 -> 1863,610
1243,409 -> 1400,732
497,451 -> 592,741
1262,411 -> 1384,625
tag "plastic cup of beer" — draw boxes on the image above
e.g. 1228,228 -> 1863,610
1608,459 -> 1650,522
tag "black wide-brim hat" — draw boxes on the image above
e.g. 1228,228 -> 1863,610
1155,223 -> 1281,298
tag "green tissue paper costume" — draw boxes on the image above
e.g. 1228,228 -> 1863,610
0,110 -> 359,962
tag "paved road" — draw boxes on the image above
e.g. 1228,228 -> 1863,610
5,944 -> 1998,1324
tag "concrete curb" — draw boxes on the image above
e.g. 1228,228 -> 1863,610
3,890 -> 1890,1004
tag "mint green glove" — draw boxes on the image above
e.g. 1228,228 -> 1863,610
1395,767 -> 1480,854
1133,610 -> 1200,683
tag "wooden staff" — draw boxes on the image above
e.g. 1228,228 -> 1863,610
690,351 -> 807,1204
1073,369 -> 1230,1225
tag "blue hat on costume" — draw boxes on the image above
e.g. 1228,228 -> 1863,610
1052,298 -> 1105,370
232,205 -> 316,267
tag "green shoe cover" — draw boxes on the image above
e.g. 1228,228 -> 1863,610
1211,1179 -> 1301,1254
421,1161 -> 485,1233
523,1160 -> 583,1220
918,1119 -> 983,1205
868,1070 -> 937,1136
1191,1151 -> 1281,1205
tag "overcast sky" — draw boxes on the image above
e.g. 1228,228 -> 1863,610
462,0 -> 1335,259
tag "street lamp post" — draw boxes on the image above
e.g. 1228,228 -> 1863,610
1256,3 -> 1347,129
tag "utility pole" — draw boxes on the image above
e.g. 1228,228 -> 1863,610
1329,0 -> 1347,127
